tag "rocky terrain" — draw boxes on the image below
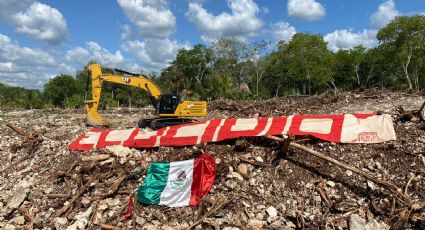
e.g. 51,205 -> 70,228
1,90 -> 425,230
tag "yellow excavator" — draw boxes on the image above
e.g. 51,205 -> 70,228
84,64 -> 207,129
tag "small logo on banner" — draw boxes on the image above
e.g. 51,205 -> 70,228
170,169 -> 187,191
350,132 -> 383,143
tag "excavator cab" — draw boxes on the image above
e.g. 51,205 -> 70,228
156,95 -> 179,114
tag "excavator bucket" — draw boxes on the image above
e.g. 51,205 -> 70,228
85,108 -> 110,127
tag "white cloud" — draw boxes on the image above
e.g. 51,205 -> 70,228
0,1 -> 67,44
272,21 -> 297,42
117,0 -> 176,38
0,33 -> 142,89
0,34 -> 55,67
323,0 -> 401,51
370,0 -> 400,28
0,62 -> 14,72
324,29 -> 378,51
123,38 -> 190,71
0,33 -> 57,88
65,47 -> 90,64
186,0 -> 263,42
65,42 -> 141,73
87,42 -> 125,66
121,24 -> 133,40
0,0 -> 34,18
287,0 -> 325,21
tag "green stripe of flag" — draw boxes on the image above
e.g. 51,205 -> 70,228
137,162 -> 170,205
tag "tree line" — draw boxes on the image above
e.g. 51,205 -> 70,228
1,15 -> 424,109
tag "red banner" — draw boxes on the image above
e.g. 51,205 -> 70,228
68,114 -> 396,151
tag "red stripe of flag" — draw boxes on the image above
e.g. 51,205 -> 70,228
189,154 -> 216,206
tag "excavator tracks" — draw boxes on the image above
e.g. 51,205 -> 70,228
138,117 -> 197,130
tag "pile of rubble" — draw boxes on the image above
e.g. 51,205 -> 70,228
1,91 -> 425,229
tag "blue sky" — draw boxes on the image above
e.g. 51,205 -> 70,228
0,0 -> 424,89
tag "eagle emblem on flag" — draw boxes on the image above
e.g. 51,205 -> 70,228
170,169 -> 187,191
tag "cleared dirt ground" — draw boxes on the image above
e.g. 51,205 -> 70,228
1,90 -> 425,229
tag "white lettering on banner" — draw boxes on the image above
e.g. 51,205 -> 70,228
282,115 -> 293,134
172,121 -> 210,145
175,122 -> 209,138
299,118 -> 333,134
258,118 -> 273,136
212,119 -> 225,142
197,121 -> 209,144
105,129 -> 136,143
156,127 -> 170,146
79,131 -> 101,145
231,119 -> 258,131
133,129 -> 158,140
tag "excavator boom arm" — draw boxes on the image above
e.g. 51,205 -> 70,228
84,64 -> 162,126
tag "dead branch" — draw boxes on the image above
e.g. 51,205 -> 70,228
100,224 -> 126,230
317,182 -> 334,210
57,175 -> 99,216
404,174 -> 415,195
95,174 -> 126,199
239,158 -> 270,167
6,123 -> 29,137
46,194 -> 70,199
186,197 -> 231,229
81,154 -> 110,162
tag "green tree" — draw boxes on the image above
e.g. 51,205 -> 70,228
377,15 -> 425,91
212,38 -> 249,92
44,75 -> 78,107
282,33 -> 333,95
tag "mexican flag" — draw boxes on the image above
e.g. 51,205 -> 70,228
137,153 -> 216,207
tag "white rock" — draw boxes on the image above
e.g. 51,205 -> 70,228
270,220 -> 282,228
3,224 -> 16,230
367,180 -> 377,190
255,212 -> 264,220
249,178 -> 256,186
14,216 -> 25,225
98,198 -> 113,211
227,172 -> 244,181
242,201 -> 251,208
286,221 -> 296,228
54,217 -> 68,229
223,227 -> 240,230
247,219 -> 266,229
7,186 -> 29,209
255,156 -> 264,162
349,214 -> 366,230
346,170 -> 353,176
266,206 -> 278,217
237,163 -> 248,175
365,219 -> 389,230
326,181 -> 336,188
106,145 -> 133,158
67,206 -> 93,230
